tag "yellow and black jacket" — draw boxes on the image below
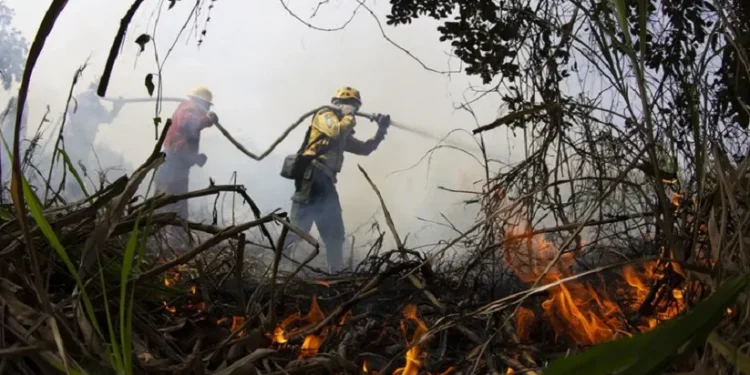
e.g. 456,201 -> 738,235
301,108 -> 385,182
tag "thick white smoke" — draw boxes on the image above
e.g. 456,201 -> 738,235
3,0 -> 527,258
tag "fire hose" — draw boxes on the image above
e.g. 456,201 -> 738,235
102,97 -> 482,161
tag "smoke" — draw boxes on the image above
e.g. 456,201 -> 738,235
0,96 -> 29,197
3,0 -> 527,255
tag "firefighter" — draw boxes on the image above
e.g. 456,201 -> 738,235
64,81 -> 124,199
154,86 -> 218,247
287,86 -> 390,272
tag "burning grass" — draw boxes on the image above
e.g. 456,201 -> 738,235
0,152 -> 748,375
1,144 -> 748,374
1,91 -> 748,374
503,227 -> 688,346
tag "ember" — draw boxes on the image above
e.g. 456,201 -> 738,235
230,316 -> 246,337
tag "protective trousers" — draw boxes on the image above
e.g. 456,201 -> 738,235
288,166 -> 345,272
154,157 -> 191,251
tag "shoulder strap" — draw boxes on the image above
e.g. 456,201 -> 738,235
297,125 -> 313,154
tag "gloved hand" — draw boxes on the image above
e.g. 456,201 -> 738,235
371,113 -> 391,128
112,96 -> 125,113
206,111 -> 219,125
196,153 -> 208,167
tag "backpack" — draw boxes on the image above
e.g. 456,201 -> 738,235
280,110 -> 336,180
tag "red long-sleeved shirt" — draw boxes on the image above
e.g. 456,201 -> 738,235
163,99 -> 213,164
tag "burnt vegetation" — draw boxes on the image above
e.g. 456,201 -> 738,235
0,0 -> 749,374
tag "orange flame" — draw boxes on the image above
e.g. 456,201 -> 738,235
298,296 -> 327,358
434,367 -> 456,375
503,223 -> 685,346
394,304 -> 429,375
336,310 -> 353,335
671,192 -> 681,207
515,307 -> 535,341
231,316 -> 246,337
269,312 -> 301,345
163,302 -> 177,314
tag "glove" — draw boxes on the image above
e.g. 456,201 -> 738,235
206,111 -> 219,125
371,113 -> 391,128
196,153 -> 208,167
114,96 -> 125,108
112,96 -> 125,113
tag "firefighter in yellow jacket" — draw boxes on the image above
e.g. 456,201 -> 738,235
289,87 -> 390,272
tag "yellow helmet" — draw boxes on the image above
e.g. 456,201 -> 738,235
187,86 -> 213,105
332,86 -> 362,105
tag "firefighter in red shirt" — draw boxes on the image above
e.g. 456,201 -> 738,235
155,87 -> 218,229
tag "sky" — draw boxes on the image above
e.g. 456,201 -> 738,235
2,0 -> 527,252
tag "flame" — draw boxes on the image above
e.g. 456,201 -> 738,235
269,301 -> 454,374
231,316 -> 246,337
298,296 -> 327,358
189,285 -> 197,294
163,302 -> 177,314
671,192 -> 681,207
435,367 -> 456,375
515,307 -> 535,341
160,259 -> 193,314
503,223 -> 686,346
336,310 -> 353,335
160,260 -> 187,288
394,304 -> 429,375
269,312 -> 301,344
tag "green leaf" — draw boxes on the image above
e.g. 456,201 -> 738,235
96,246 -> 124,372
0,144 -> 105,340
0,207 -> 12,220
56,147 -> 90,197
546,274 -> 749,375
120,214 -> 141,374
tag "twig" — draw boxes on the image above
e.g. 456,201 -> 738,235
473,103 -> 561,134
132,214 -> 275,283
97,0 -> 145,97
357,165 -> 403,250
236,233 -> 246,314
267,223 -> 290,326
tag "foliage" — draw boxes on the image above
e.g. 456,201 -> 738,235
0,0 -> 28,90
386,0 -> 750,372
387,0 -> 750,131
